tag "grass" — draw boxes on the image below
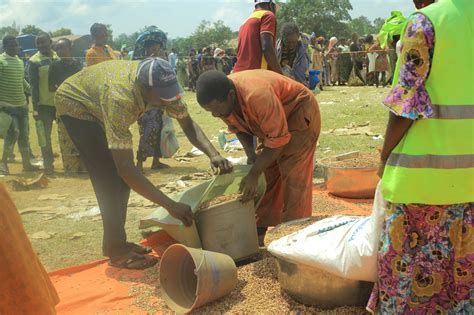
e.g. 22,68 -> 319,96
1,86 -> 389,271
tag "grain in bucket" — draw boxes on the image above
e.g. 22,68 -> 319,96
160,244 -> 238,313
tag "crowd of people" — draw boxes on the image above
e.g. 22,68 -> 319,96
0,0 -> 472,314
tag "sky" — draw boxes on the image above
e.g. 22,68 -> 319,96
0,0 -> 415,38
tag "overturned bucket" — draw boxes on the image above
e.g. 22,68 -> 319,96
159,244 -> 238,313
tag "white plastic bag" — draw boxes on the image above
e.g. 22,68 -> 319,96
268,181 -> 386,282
160,113 -> 180,158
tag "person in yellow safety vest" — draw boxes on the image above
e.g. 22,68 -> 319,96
367,0 -> 474,313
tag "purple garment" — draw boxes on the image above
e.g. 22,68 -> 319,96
136,108 -> 163,161
384,13 -> 435,120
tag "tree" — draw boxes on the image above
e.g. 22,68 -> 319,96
0,26 -> 19,39
191,20 -> 234,49
373,17 -> 385,34
348,16 -> 376,36
169,37 -> 194,55
113,26 -> 166,51
278,0 -> 353,38
21,25 -> 45,35
51,28 -> 72,37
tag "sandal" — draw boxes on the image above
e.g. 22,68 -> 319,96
109,251 -> 158,270
127,242 -> 152,255
151,162 -> 171,170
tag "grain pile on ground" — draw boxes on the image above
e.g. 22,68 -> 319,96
127,215 -> 367,314
312,193 -> 351,215
128,250 -> 367,314
323,152 -> 379,168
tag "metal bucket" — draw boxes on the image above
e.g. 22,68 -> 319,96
275,257 -> 374,309
319,158 -> 379,199
196,199 -> 259,262
160,244 -> 237,313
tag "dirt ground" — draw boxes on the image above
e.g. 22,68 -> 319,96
0,86 -> 388,272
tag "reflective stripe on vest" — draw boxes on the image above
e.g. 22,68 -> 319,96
387,153 -> 474,169
381,0 -> 474,205
431,104 -> 474,119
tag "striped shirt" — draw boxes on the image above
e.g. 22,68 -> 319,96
0,53 -> 29,107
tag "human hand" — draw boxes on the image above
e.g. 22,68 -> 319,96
239,173 -> 259,203
210,155 -> 233,174
246,154 -> 257,165
168,202 -> 194,227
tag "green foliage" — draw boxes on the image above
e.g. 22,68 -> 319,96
0,26 -> 19,39
348,16 -> 377,36
372,17 -> 386,34
191,20 -> 234,50
21,25 -> 45,35
113,26 -> 168,51
105,24 -> 115,48
50,28 -> 72,37
169,37 -> 194,55
278,0 -> 353,38
114,33 -> 138,50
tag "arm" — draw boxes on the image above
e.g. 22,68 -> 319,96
177,115 -> 233,173
379,13 -> 435,177
240,146 -> 284,202
236,132 -> 257,164
111,149 -> 194,225
261,33 -> 283,75
48,63 -> 58,92
378,112 -> 413,177
380,112 -> 413,162
238,90 -> 289,201
85,49 -> 95,67
28,61 -> 40,113
23,79 -> 31,95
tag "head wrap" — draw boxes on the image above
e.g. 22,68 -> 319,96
328,37 -> 338,50
377,11 -> 407,48
132,27 -> 167,60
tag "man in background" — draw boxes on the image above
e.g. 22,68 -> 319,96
233,0 -> 282,74
0,36 -> 39,175
168,48 -> 178,71
49,37 -> 86,174
28,32 -> 59,174
85,23 -> 116,67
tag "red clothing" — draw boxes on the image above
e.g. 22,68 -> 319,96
233,9 -> 277,72
224,70 -> 321,226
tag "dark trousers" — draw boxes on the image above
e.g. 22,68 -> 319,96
1,106 -> 31,161
375,72 -> 386,87
60,115 -> 130,259
37,105 -> 56,169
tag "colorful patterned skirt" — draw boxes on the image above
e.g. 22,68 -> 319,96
367,202 -> 474,314
58,119 -> 87,173
137,108 -> 163,162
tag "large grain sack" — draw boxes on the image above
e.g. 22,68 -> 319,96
268,182 -> 386,282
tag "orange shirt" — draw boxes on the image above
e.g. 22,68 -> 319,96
0,184 -> 59,314
85,44 -> 116,67
224,70 -> 314,149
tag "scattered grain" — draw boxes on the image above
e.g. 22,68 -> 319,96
322,152 -> 379,168
197,193 -> 242,210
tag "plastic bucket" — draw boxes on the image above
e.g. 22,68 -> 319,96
160,244 -> 237,313
196,199 -> 259,261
